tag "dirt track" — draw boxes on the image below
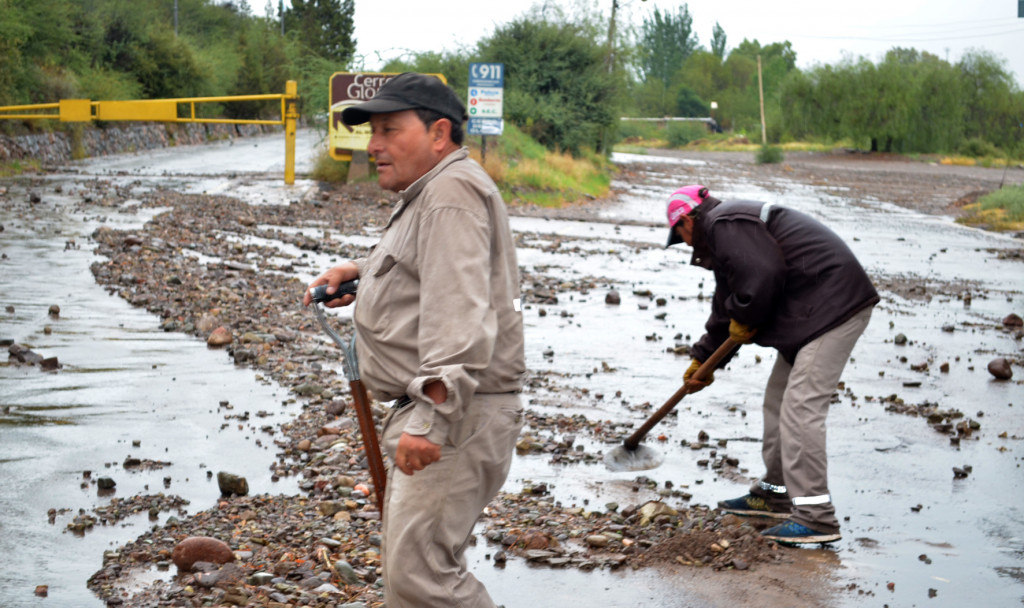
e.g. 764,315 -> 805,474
617,149 -> 1023,219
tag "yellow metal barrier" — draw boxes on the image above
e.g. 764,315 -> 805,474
0,81 -> 300,184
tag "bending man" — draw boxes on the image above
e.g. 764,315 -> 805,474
666,184 -> 878,545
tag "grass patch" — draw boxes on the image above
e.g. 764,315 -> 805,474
468,123 -> 611,207
309,145 -> 350,183
956,184 -> 1024,232
940,156 -> 977,167
307,122 -> 611,208
0,159 -> 42,177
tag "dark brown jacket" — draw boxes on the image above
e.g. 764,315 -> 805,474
689,197 -> 879,364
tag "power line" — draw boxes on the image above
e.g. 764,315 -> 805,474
793,24 -> 1024,44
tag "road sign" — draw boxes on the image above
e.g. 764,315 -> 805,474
328,72 -> 447,160
469,63 -> 504,88
467,63 -> 504,137
467,87 -> 503,118
468,118 -> 503,136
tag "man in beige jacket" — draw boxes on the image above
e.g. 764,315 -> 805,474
304,72 -> 525,608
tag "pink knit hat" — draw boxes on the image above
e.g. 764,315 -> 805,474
666,185 -> 708,246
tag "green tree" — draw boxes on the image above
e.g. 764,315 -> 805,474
284,0 -> 355,64
677,49 -> 732,126
229,19 -> 292,118
0,0 -> 32,104
478,16 -> 623,155
720,39 -> 796,137
675,86 -> 706,117
709,22 -> 726,59
958,50 -> 1019,151
638,5 -> 698,86
381,51 -> 471,95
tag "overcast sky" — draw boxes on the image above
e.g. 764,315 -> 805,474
257,0 -> 1024,87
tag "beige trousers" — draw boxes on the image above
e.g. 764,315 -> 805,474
381,392 -> 523,608
755,305 -> 873,533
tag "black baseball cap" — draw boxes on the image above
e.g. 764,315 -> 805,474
340,72 -> 468,126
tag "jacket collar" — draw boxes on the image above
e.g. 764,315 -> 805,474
385,147 -> 469,229
689,196 -> 721,269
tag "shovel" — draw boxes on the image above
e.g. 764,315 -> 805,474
604,337 -> 741,472
309,281 -> 388,514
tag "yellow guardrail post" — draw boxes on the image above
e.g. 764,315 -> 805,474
284,80 -> 298,185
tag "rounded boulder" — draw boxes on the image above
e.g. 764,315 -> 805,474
172,536 -> 235,571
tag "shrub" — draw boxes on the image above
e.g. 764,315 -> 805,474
309,145 -> 349,183
958,137 -> 999,159
665,121 -> 709,147
756,144 -> 784,164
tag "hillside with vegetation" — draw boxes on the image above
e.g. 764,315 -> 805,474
2,0 -> 1021,213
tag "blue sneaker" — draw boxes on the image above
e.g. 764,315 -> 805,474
761,519 -> 841,545
717,494 -> 791,519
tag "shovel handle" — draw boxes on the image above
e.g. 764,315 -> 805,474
623,337 -> 742,450
311,279 -> 359,303
350,379 -> 388,515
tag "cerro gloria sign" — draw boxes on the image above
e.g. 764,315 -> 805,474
328,72 -> 447,161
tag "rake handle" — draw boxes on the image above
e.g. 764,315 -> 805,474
622,337 -> 741,451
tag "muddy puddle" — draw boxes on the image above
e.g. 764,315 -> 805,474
2,133 -> 1022,607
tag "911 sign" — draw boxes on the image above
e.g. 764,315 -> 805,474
468,62 -> 504,136
469,63 -> 503,88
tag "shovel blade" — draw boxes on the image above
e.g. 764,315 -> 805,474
603,443 -> 665,472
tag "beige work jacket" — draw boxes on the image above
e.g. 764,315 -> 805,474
353,147 -> 526,445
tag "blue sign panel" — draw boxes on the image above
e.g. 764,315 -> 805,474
468,117 -> 504,136
469,63 -> 504,88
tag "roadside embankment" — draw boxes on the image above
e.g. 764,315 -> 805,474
0,123 -> 277,165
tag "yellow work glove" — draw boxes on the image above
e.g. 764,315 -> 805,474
729,319 -> 755,344
683,358 -> 714,390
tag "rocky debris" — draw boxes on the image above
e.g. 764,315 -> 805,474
68,163 -> 1022,607
88,494 -> 386,607
8,343 -> 45,365
482,492 -> 780,573
987,357 -> 1013,380
65,494 -> 190,533
875,396 -> 981,438
8,342 -> 60,370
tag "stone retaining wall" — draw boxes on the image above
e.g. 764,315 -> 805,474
0,122 -> 277,164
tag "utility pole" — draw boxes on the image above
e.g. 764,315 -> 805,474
606,0 -> 618,73
757,55 -> 767,146
174,0 -> 179,36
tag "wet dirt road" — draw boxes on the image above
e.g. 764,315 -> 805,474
2,132 -> 1022,607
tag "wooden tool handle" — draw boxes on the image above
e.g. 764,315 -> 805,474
350,379 -> 387,514
623,337 -> 741,450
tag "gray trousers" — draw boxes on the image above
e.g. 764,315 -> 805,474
752,306 -> 873,533
381,392 -> 523,608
